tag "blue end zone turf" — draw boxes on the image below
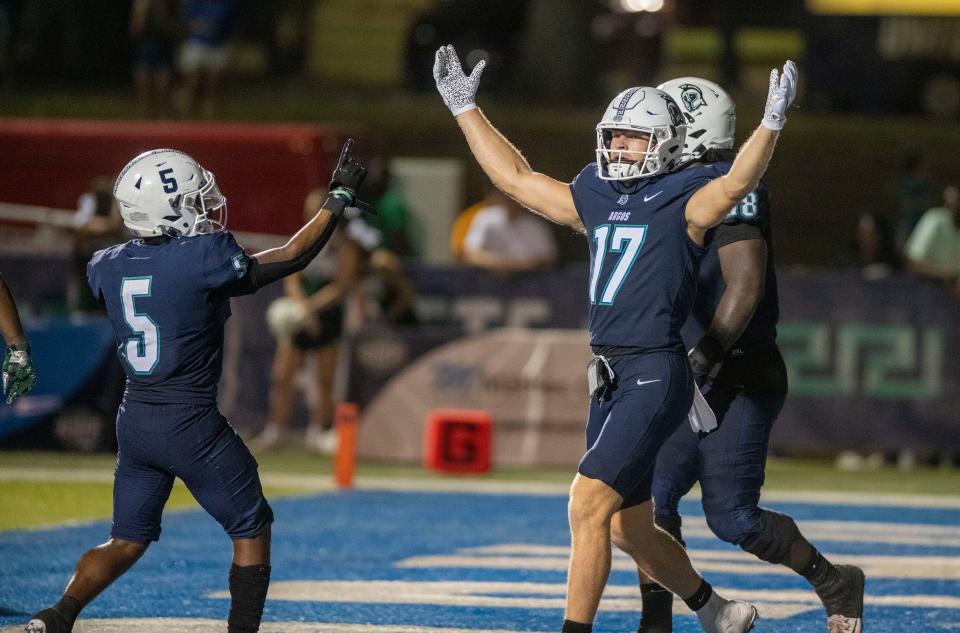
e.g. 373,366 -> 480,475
2,491 -> 959,631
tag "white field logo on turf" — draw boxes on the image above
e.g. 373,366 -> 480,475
208,516 -> 960,620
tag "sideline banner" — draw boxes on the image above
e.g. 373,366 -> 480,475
2,255 -> 958,460
354,328 -> 591,466
349,268 -> 960,463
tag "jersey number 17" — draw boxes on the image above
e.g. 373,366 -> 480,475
589,225 -> 648,305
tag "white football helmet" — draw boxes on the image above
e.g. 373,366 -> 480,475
657,77 -> 735,161
595,87 -> 687,181
113,148 -> 227,237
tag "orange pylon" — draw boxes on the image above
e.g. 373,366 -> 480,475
334,402 -> 359,489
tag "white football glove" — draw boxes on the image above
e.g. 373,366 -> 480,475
761,60 -> 798,131
433,44 -> 486,117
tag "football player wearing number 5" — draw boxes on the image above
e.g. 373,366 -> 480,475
434,44 -> 797,633
25,142 -> 367,633
626,77 -> 865,633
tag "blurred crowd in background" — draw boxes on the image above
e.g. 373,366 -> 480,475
1,0 -> 959,461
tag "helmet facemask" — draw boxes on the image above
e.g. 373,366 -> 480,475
596,123 -> 681,181
181,168 -> 227,235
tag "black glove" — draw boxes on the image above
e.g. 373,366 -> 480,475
327,138 -> 367,208
689,334 -> 725,387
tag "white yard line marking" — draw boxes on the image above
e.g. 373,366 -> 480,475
207,579 -> 960,618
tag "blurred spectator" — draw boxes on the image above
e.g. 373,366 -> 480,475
461,187 -> 557,275
366,158 -> 417,258
255,188 -> 379,454
364,248 -> 418,327
178,0 -> 241,118
840,211 -> 900,280
904,185 -> 960,300
896,150 -> 934,253
66,177 -> 126,314
449,197 -> 487,262
130,0 -> 180,119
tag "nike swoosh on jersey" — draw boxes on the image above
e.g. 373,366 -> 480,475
636,378 -> 663,386
643,191 -> 663,202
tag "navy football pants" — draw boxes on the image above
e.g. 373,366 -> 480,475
579,350 -> 694,508
112,401 -> 273,544
651,381 -> 786,545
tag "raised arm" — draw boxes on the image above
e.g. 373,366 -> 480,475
685,61 -> 797,244
229,140 -> 368,295
434,45 -> 582,231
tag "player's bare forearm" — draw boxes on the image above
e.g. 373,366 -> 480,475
707,239 -> 766,349
457,110 -> 581,229
0,274 -> 27,346
686,127 -> 779,237
457,109 -> 532,191
707,283 -> 762,350
254,207 -> 338,268
723,126 -> 779,203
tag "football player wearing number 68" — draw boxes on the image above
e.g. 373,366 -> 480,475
625,78 -> 864,633
25,142 -> 367,633
434,44 -> 797,633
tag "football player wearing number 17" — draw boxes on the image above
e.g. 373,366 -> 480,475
24,142 -> 368,633
434,44 -> 797,633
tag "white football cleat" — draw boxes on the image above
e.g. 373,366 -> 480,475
697,592 -> 758,633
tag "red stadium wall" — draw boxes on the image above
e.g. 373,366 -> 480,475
0,118 -> 369,236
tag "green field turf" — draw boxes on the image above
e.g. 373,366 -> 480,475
1,449 -> 957,531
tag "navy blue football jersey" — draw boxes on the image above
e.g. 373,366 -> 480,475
87,231 -> 250,405
570,162 -> 724,350
681,161 -> 779,353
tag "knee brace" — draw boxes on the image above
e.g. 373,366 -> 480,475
739,509 -> 802,566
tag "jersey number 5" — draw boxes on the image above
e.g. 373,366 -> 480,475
121,276 -> 160,375
590,225 -> 648,305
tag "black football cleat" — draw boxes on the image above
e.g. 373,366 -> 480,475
817,564 -> 865,633
24,607 -> 73,633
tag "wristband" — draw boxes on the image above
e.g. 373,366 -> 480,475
323,196 -> 348,218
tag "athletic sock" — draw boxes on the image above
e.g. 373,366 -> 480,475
52,596 -> 82,626
638,582 -> 672,632
228,564 -> 271,633
800,549 -> 839,588
683,579 -> 713,612
561,619 -> 593,633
